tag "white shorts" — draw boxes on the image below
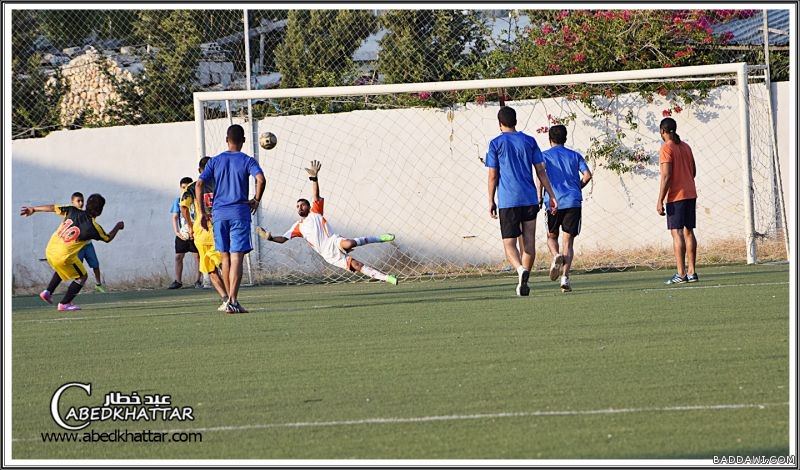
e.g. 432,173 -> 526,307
318,235 -> 353,271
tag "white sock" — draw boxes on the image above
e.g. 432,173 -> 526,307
517,266 -> 527,276
360,265 -> 388,282
354,236 -> 382,246
561,276 -> 569,284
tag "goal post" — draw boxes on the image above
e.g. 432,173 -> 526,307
193,62 -> 786,284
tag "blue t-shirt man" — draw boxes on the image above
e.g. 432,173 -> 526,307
485,131 -> 545,209
199,151 -> 264,222
197,150 -> 264,255
541,145 -> 590,209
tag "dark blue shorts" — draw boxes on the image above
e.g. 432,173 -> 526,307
214,218 -> 253,253
77,243 -> 99,269
666,198 -> 696,230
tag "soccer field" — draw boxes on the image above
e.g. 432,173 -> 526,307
11,263 -> 790,460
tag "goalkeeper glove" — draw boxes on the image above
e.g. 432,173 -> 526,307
305,160 -> 322,179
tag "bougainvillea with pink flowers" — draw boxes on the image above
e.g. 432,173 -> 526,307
484,9 -> 758,174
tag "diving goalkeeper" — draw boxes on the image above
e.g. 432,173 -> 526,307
256,160 -> 398,285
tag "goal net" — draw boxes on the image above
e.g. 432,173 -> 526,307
194,63 -> 788,284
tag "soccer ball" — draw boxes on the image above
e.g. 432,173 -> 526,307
179,223 -> 191,240
259,132 -> 277,150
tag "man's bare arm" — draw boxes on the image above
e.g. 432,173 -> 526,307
20,204 -> 56,216
487,168 -> 498,218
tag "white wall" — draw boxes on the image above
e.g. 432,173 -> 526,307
11,82 -> 791,287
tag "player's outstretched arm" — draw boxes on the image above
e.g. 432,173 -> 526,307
305,160 -> 322,202
20,205 -> 56,216
256,227 -> 287,244
106,221 -> 125,242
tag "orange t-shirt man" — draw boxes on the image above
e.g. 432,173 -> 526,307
659,140 -> 697,203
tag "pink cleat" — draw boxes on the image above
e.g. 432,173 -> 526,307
57,303 -> 81,311
39,290 -> 53,304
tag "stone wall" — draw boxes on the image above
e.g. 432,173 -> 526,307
49,47 -> 143,126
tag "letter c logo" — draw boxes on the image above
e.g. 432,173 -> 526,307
50,382 -> 91,431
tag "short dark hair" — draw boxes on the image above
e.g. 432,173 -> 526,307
659,117 -> 681,143
71,192 -> 84,200
199,156 -> 211,171
497,106 -> 517,127
85,193 -> 106,218
297,198 -> 310,206
659,117 -> 677,133
549,125 -> 567,145
180,177 -> 193,186
226,125 -> 245,144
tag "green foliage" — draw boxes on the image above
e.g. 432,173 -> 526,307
489,10 -> 759,175
11,10 -> 39,64
276,10 -> 376,88
272,10 -> 377,114
10,8 -> 788,138
378,10 -> 488,84
130,10 -> 203,123
586,133 -> 657,175
11,53 -> 67,138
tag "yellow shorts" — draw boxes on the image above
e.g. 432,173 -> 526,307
46,249 -> 87,281
193,219 -> 221,274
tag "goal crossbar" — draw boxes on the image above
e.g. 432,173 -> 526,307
194,63 -> 748,102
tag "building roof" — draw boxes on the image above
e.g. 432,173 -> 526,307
711,9 -> 790,45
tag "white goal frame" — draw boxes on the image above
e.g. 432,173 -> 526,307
193,62 -> 773,268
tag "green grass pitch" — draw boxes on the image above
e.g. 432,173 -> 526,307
11,264 -> 790,460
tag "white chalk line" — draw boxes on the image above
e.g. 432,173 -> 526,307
13,280 -> 789,323
12,401 -> 788,442
13,304 -> 336,324
643,281 -> 788,292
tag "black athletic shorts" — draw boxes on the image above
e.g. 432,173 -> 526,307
498,204 -> 539,239
175,236 -> 199,254
666,198 -> 696,230
546,207 -> 582,236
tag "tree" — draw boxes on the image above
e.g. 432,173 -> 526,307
275,10 -> 377,89
12,53 -> 67,138
128,10 -> 203,123
378,10 -> 487,84
272,10 -> 377,114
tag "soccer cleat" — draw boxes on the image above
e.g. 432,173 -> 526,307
379,233 -> 395,242
95,284 -> 106,293
560,277 -> 572,293
687,273 -> 699,283
217,298 -> 229,312
665,273 -> 688,285
226,301 -> 248,314
516,270 -> 530,296
57,303 -> 81,311
194,280 -> 203,289
549,254 -> 565,281
168,280 -> 182,289
386,274 -> 398,285
39,290 -> 53,304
